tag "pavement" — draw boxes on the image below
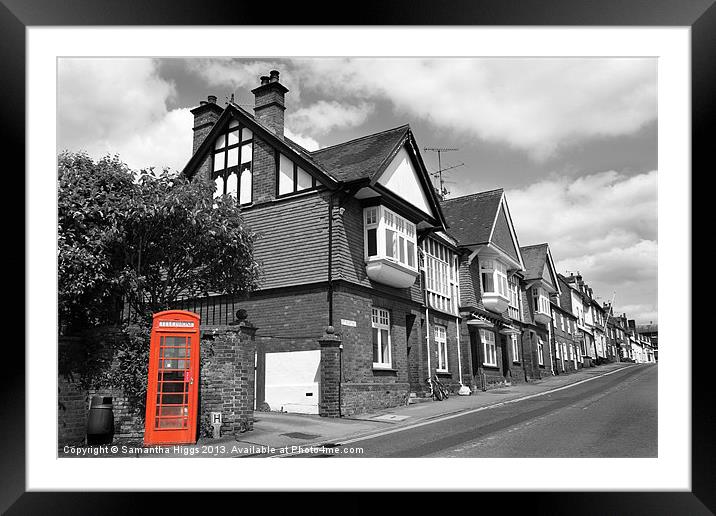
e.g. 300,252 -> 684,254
58,361 -> 635,458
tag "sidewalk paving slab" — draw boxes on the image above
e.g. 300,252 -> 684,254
58,362 -> 636,458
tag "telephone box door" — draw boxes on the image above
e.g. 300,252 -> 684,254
144,310 -> 200,445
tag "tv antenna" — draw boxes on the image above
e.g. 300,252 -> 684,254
424,147 -> 460,199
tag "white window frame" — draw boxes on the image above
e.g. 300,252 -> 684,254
363,205 -> 418,272
278,152 -> 316,196
424,238 -> 459,315
537,338 -> 545,366
435,325 -> 448,372
532,286 -> 550,315
371,308 -> 392,369
480,329 -> 498,367
508,277 -> 521,320
511,334 -> 520,363
480,258 -> 509,298
212,120 -> 253,205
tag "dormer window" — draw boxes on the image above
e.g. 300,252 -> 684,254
212,119 -> 253,205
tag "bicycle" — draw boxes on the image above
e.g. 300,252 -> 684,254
426,376 -> 444,401
432,375 -> 450,400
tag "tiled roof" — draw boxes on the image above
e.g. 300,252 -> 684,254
440,189 -> 503,245
309,125 -> 410,182
520,244 -> 549,281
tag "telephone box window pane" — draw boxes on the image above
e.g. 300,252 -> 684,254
161,381 -> 185,393
157,406 -> 184,417
161,371 -> 184,382
161,393 -> 184,405
297,167 -> 312,190
163,336 -> 186,346
227,147 -> 239,168
157,418 -> 184,429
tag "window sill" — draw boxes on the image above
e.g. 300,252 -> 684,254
482,363 -> 500,369
372,366 -> 398,374
436,369 -> 450,375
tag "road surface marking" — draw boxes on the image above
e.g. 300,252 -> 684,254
272,364 -> 638,457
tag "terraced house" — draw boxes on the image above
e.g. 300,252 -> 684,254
182,70 -> 465,416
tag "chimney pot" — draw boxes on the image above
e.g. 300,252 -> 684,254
260,75 -> 270,86
199,100 -> 208,106
207,95 -> 217,104
269,69 -> 280,82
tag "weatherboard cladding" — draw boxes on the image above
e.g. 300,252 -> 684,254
241,192 -> 329,290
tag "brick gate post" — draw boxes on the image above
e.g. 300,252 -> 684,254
318,326 -> 342,418
200,310 -> 257,437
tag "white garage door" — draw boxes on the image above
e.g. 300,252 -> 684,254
264,350 -> 320,414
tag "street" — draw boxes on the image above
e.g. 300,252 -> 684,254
300,364 -> 657,458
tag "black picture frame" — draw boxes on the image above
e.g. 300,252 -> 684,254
6,0 -> 710,513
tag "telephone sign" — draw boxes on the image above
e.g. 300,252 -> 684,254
144,310 -> 201,446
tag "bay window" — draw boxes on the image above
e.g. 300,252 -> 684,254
364,205 -> 419,288
480,329 -> 497,367
371,308 -> 392,369
481,259 -> 508,297
424,237 -> 459,314
435,325 -> 448,372
212,119 -> 253,205
532,286 -> 550,315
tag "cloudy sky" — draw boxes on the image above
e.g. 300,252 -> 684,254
57,57 -> 657,323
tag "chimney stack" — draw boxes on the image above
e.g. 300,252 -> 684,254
190,94 -> 223,154
251,69 -> 289,137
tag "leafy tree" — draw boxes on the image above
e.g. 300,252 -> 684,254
58,151 -> 260,414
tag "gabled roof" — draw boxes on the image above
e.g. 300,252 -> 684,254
312,124 -> 446,226
521,243 -> 561,295
440,188 -> 524,269
311,125 -> 410,182
182,103 -> 338,186
441,189 -> 503,246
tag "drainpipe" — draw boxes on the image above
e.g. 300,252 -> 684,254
327,192 -> 334,327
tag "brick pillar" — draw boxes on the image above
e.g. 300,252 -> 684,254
200,314 -> 257,437
318,326 -> 342,418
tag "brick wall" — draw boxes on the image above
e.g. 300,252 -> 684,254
199,323 -> 256,436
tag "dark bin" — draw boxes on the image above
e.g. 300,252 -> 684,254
86,396 -> 114,445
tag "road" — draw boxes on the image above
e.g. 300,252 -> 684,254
308,364 -> 657,458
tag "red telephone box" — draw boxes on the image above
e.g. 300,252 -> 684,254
144,310 -> 200,445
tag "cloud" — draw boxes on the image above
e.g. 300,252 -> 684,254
287,101 -> 374,135
505,170 -> 657,322
294,58 -> 657,160
185,59 -> 303,105
284,128 -> 320,152
58,58 -> 192,172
